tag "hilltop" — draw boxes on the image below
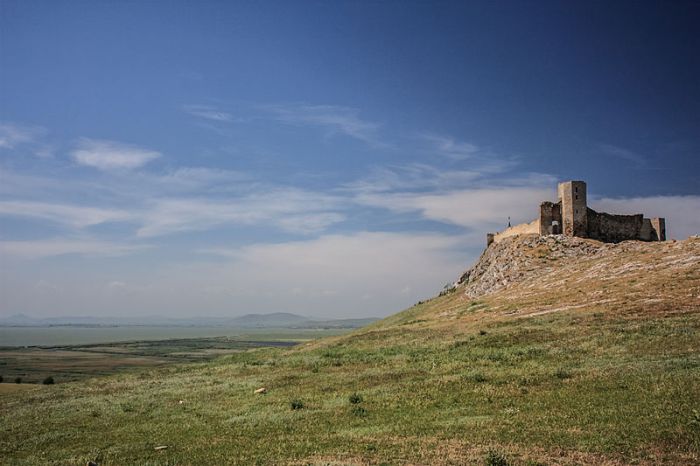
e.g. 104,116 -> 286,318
2,236 -> 699,465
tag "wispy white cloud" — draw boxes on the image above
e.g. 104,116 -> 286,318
108,280 -> 127,290
0,238 -> 148,259
264,104 -> 385,147
421,133 -> 479,160
0,122 -> 45,149
342,163 -> 499,194
0,191 -> 344,238
34,279 -> 63,294
0,164 -> 344,238
345,163 -> 556,230
0,168 -> 73,197
191,231 -> 469,317
598,143 -> 648,167
0,166 -> 253,202
348,163 -> 700,240
136,188 -> 343,237
1,232 -> 472,318
0,200 -> 134,228
33,144 -> 55,159
151,167 -> 251,193
356,185 -> 555,231
183,104 -> 233,122
276,213 -> 346,234
0,122 -> 54,158
71,138 -> 161,171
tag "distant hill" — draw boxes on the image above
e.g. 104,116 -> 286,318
0,313 -> 37,326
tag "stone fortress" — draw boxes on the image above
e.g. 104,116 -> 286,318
487,180 -> 666,247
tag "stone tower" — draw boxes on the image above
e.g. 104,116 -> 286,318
558,180 -> 588,237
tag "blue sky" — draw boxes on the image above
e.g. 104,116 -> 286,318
1,0 -> 699,319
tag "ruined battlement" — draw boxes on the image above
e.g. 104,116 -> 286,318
487,181 -> 666,246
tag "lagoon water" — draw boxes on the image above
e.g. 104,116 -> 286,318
0,326 -> 342,347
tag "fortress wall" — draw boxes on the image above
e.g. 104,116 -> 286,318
492,218 -> 540,244
639,218 -> 666,241
639,219 -> 654,241
586,208 -> 644,243
651,218 -> 666,241
539,201 -> 562,235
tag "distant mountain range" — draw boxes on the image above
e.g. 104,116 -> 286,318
0,312 -> 378,329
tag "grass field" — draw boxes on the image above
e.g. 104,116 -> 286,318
1,237 -> 699,465
0,383 -> 38,395
0,330 -> 345,385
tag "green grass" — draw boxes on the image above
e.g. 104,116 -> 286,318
1,238 -> 699,464
1,308 -> 698,465
0,333 -> 334,384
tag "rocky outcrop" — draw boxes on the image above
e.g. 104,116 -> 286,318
459,234 -> 605,298
459,234 -> 700,301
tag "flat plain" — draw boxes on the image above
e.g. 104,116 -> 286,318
0,329 -> 345,384
0,325 -> 349,347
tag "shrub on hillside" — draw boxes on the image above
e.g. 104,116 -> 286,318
485,449 -> 509,466
349,393 -> 363,404
42,376 -> 55,385
439,283 -> 457,296
14,377 -> 22,384
690,409 -> 700,429
290,399 -> 304,410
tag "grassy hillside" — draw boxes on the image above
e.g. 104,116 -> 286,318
2,236 -> 699,465
0,336 -> 301,384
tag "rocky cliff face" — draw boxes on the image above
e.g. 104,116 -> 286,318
458,234 -> 700,300
458,235 -> 603,298
353,233 -> 699,335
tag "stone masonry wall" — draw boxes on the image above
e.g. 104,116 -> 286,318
651,218 -> 666,241
586,208 -> 644,243
539,201 -> 562,235
558,181 -> 588,237
640,218 -> 655,241
491,218 -> 540,244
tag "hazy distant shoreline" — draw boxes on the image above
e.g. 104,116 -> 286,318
1,324 -> 228,328
0,325 -> 352,347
